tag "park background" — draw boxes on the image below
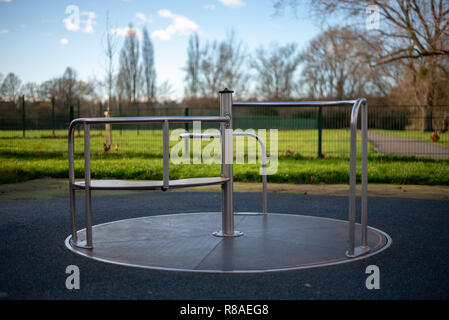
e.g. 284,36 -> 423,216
0,0 -> 448,186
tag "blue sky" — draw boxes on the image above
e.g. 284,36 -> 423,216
0,0 -> 322,99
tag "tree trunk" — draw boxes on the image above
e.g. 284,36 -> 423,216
421,58 -> 438,132
421,106 -> 433,132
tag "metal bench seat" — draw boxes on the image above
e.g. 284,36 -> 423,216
73,177 -> 229,190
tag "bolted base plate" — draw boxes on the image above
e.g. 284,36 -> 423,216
212,230 -> 244,237
346,245 -> 371,258
70,239 -> 93,250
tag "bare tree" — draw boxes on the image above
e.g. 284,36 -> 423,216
103,12 -> 119,111
300,26 -> 393,99
250,42 -> 301,99
183,33 -> 202,98
274,0 -> 449,130
116,66 -> 129,104
22,82 -> 39,102
200,39 -> 226,97
0,72 -> 22,102
38,78 -> 59,101
184,31 -> 249,98
142,27 -> 157,104
119,23 -> 141,104
61,67 -> 78,108
0,73 -> 4,99
157,80 -> 174,102
220,30 -> 250,97
41,67 -> 95,108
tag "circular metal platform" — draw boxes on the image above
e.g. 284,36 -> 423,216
65,212 -> 391,273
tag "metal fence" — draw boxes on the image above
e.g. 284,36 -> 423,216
0,97 -> 448,159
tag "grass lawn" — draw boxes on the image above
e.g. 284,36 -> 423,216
0,129 -> 448,185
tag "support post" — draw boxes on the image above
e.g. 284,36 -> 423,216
213,88 -> 242,237
21,95 -> 25,137
68,125 -> 77,243
317,106 -> 322,158
346,99 -> 369,258
69,104 -> 74,123
361,101 -> 368,248
51,97 -> 55,137
184,107 -> 190,156
162,120 -> 170,191
137,104 -> 140,135
77,99 -> 80,136
84,123 -> 93,249
347,114 -> 357,257
119,103 -> 122,135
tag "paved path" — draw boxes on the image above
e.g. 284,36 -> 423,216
1,192 -> 448,299
367,131 -> 449,159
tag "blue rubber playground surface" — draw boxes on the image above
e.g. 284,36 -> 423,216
0,191 -> 448,299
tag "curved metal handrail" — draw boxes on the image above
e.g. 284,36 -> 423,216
233,100 -> 357,108
68,115 -> 231,249
348,98 -> 369,257
180,130 -> 268,214
234,97 -> 369,258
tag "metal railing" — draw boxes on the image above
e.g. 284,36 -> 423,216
233,98 -> 369,257
180,130 -> 268,215
68,115 -> 232,249
67,90 -> 369,258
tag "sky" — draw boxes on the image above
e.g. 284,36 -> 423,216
0,0 -> 323,100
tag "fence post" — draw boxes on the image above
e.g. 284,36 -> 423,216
99,102 -> 103,117
184,107 -> 189,155
77,99 -> 80,136
51,97 -> 55,137
119,102 -> 122,136
69,104 -> 74,124
317,106 -> 322,158
136,104 -> 140,135
21,95 -> 25,137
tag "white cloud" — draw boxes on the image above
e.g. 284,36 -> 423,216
204,4 -> 215,10
135,12 -> 146,22
219,0 -> 245,8
109,26 -> 142,39
151,10 -> 198,41
0,29 -> 9,34
60,38 -> 69,45
1,0 -> 12,3
135,12 -> 154,24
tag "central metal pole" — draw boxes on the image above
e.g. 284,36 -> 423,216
213,88 -> 242,237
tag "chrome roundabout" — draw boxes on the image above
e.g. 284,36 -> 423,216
66,89 -> 392,273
